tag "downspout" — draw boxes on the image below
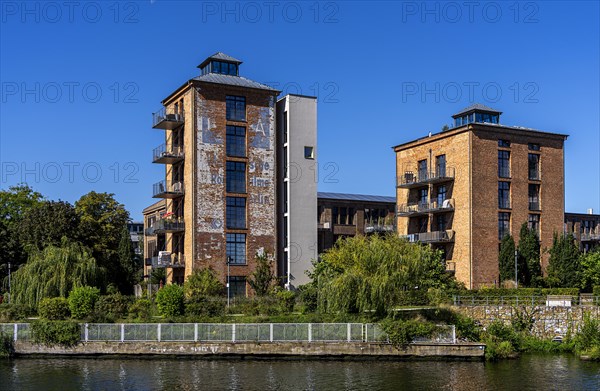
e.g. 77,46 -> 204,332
191,83 -> 196,277
468,127 -> 473,289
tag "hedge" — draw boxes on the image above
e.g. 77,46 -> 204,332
456,288 -> 580,298
593,286 -> 600,297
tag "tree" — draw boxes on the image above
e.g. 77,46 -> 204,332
547,233 -> 581,287
184,268 -> 224,298
248,252 -> 275,296
75,192 -> 130,292
117,227 -> 138,294
518,223 -> 542,286
18,200 -> 80,252
498,234 -> 516,283
580,250 -> 600,291
10,240 -> 106,308
313,234 -> 459,315
0,185 -> 43,281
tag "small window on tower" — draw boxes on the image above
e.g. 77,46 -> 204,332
304,146 -> 315,159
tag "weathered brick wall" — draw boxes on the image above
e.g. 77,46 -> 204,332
453,305 -> 600,337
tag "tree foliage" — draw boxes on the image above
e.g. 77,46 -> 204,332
518,223 -> 542,286
580,250 -> 600,291
156,284 -> 184,317
312,234 -> 459,315
547,233 -> 581,287
248,252 -> 275,296
68,286 -> 100,319
184,268 -> 224,298
117,226 -> 138,293
499,234 -> 516,283
18,200 -> 80,252
10,240 -> 106,307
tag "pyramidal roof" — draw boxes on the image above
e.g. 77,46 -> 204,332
198,52 -> 243,69
452,103 -> 502,118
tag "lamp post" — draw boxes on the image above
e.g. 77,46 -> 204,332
514,249 -> 518,289
226,256 -> 231,308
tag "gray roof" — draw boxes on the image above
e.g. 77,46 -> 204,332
193,73 -> 279,92
452,103 -> 502,117
318,192 -> 396,203
198,52 -> 243,68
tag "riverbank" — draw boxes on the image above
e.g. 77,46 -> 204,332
13,341 -> 485,360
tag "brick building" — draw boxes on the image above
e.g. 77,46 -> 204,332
565,211 -> 600,253
143,53 -> 317,295
393,104 -> 568,289
317,192 -> 396,253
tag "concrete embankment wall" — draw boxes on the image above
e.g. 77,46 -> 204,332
453,305 -> 600,337
14,341 -> 485,360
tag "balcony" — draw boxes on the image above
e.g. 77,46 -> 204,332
365,223 -> 396,234
152,144 -> 184,164
152,107 -> 184,130
153,218 -> 185,234
401,230 -> 455,244
581,232 -> 600,242
397,167 -> 455,188
151,252 -> 186,268
397,199 -> 454,217
144,227 -> 156,236
153,180 -> 184,199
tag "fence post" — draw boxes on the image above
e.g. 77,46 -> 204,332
157,324 -> 161,342
347,323 -> 351,342
452,325 -> 456,344
120,324 -> 125,342
232,324 -> 236,343
194,323 -> 198,342
308,323 -> 312,343
84,323 -> 89,342
269,323 -> 273,342
365,324 -> 368,343
13,323 -> 18,342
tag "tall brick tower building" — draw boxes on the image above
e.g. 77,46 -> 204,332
145,53 -> 280,294
394,104 -> 568,289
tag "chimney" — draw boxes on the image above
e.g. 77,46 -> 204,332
588,208 -> 594,215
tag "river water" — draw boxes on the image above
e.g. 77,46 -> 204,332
1,354 -> 599,390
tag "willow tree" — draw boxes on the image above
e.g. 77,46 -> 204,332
9,240 -> 106,307
314,234 -> 458,315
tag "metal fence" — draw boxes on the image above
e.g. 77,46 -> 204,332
1,323 -> 456,344
453,295 -> 600,307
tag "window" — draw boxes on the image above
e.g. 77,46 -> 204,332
226,126 -> 246,157
304,146 -> 315,159
226,197 -> 246,229
418,159 -> 428,181
419,188 -> 428,205
498,139 -> 510,148
348,208 -> 355,225
528,214 -> 540,235
498,150 -> 510,178
332,207 -> 339,224
282,111 -> 288,144
528,143 -> 540,151
226,161 -> 246,193
340,207 -> 347,225
498,212 -> 510,240
498,182 -> 510,209
435,155 -> 446,177
226,96 -> 246,121
437,214 -> 447,231
437,185 -> 447,205
226,233 -> 246,264
229,276 -> 246,298
528,153 -> 540,180
211,61 -> 238,76
418,217 -> 428,233
529,184 -> 540,210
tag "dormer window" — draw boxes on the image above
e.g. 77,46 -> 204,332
201,61 -> 238,76
452,104 -> 501,127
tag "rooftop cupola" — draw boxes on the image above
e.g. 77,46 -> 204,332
198,52 -> 243,76
451,103 -> 502,128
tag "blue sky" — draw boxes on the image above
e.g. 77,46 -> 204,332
1,1 -> 599,219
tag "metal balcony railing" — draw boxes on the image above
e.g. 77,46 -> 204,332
581,232 -> 600,241
154,218 -> 185,233
400,230 -> 455,244
144,227 -> 156,236
397,167 -> 455,188
397,199 -> 454,216
152,143 -> 184,164
153,180 -> 184,199
364,222 -> 396,234
152,107 -> 184,130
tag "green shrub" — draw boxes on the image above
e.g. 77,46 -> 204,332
156,284 -> 184,317
276,290 -> 296,313
485,340 -> 516,361
184,268 -> 224,298
0,332 -> 15,358
581,345 -> 600,361
454,313 -> 481,341
31,320 -> 80,347
38,297 -> 70,320
0,303 -> 35,322
297,284 -> 318,313
128,299 -> 153,320
68,286 -> 100,319
95,294 -> 132,322
185,296 -> 225,317
380,318 -> 439,348
574,314 -> 600,353
593,286 -> 600,297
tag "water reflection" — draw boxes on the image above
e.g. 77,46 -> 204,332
0,355 -> 598,391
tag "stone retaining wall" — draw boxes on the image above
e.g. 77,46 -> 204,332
453,305 -> 600,337
14,341 -> 485,360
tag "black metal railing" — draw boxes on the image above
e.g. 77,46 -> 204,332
400,230 -> 455,243
152,107 -> 184,129
152,143 -> 184,163
153,180 -> 184,198
397,167 -> 455,187
154,218 -> 185,233
397,199 -> 454,216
